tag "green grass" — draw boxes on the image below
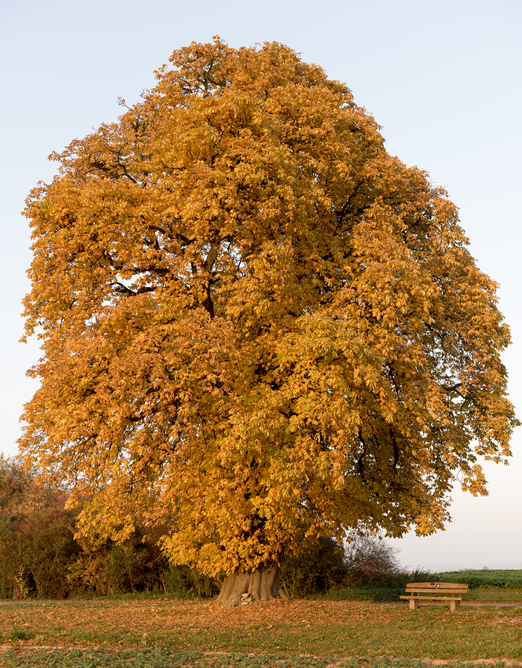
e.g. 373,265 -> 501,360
7,630 -> 35,641
323,583 -> 406,602
322,584 -> 522,603
464,587 -> 522,602
2,598 -> 522,660
0,649 -> 520,668
2,574 -> 522,667
435,570 -> 522,589
104,589 -> 199,601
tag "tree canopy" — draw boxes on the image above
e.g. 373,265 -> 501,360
21,39 -> 517,587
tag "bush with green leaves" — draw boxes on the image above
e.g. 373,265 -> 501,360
280,536 -> 347,597
159,563 -> 221,598
324,570 -> 434,602
0,455 -> 80,598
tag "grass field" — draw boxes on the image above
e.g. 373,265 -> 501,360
0,648 -> 520,668
1,595 -> 522,667
435,571 -> 522,589
2,571 -> 522,667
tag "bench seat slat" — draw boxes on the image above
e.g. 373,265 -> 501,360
406,583 -> 467,590
400,595 -> 463,601
400,589 -> 466,596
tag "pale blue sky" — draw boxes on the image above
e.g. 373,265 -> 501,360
1,0 -> 521,571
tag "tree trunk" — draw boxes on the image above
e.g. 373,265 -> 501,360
217,565 -> 289,609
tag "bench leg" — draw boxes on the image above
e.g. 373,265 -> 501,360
449,600 -> 457,612
409,599 -> 419,611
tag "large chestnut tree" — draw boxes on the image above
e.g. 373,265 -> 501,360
20,39 -> 517,607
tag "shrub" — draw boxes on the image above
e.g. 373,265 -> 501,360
0,460 -> 81,599
159,563 -> 221,598
343,530 -> 403,584
325,569 -> 435,602
281,536 -> 347,598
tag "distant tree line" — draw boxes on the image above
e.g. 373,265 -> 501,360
0,455 -> 405,600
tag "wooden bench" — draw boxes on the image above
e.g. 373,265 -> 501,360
400,582 -> 468,611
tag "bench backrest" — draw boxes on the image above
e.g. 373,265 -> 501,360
405,582 -> 468,595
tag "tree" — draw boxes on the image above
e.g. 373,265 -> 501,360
20,38 -> 517,607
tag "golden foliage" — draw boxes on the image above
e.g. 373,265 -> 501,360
20,38 -> 517,576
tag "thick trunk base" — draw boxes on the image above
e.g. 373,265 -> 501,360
217,566 -> 289,609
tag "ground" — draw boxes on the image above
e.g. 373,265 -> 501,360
1,597 -> 522,666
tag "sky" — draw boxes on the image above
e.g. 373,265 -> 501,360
1,0 -> 521,572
